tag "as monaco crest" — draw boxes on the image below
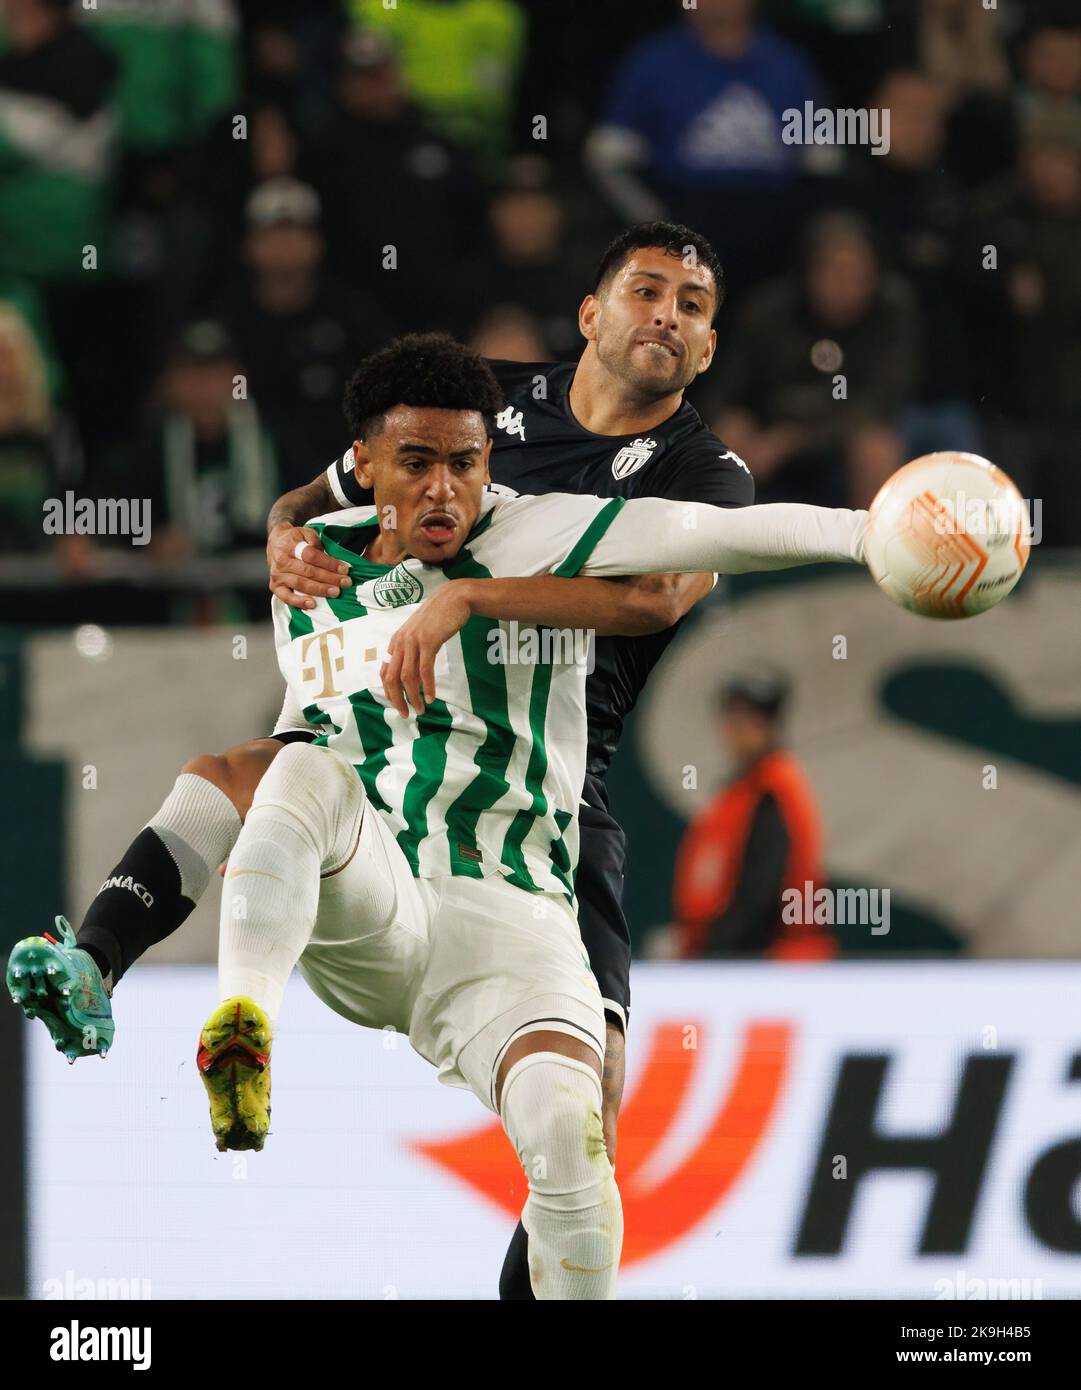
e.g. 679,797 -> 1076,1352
611,437 -> 658,480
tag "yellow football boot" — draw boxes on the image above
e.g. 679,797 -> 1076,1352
196,996 -> 272,1152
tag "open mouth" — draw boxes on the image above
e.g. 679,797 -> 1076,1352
419,512 -> 458,543
637,337 -> 680,359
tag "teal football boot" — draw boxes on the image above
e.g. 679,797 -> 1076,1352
6,917 -> 114,1062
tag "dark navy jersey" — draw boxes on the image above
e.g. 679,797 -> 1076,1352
325,358 -> 754,779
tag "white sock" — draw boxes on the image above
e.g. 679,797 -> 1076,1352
500,1052 -> 623,1300
148,773 -> 241,904
218,743 -> 362,1024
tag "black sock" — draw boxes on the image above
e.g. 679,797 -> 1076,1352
76,828 -> 198,987
499,1220 -> 535,1300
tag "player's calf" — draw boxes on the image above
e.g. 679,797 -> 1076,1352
499,1048 -> 623,1300
74,744 -> 280,988
204,743 -> 363,1150
10,739 -> 282,1062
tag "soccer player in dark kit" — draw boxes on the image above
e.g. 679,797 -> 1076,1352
10,222 -> 754,1299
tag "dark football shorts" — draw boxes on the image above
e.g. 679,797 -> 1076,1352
576,773 -> 632,1033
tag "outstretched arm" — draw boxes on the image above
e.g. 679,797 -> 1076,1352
579,498 -> 868,578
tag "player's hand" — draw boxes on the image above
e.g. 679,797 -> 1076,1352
381,582 -> 473,717
267,524 -> 352,609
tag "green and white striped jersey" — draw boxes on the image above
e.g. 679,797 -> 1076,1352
273,490 -> 627,901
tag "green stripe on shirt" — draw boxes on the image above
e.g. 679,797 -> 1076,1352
395,697 -> 455,874
553,496 -> 627,577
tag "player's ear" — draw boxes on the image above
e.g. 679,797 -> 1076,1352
578,294 -> 599,342
354,440 -> 374,488
696,326 -> 718,377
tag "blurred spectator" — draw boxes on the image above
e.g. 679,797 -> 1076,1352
122,321 -> 277,563
309,29 -> 480,335
349,0 -> 524,165
0,277 -> 62,400
461,156 -> 589,358
919,0 -> 1010,97
509,0 -> 675,162
0,0 -> 120,476
973,104 -> 1081,546
1019,13 -> 1081,118
241,1 -> 345,137
0,0 -> 117,282
216,177 -> 390,486
761,0 -> 896,108
673,669 -> 833,961
920,0 -> 1015,187
469,305 -> 548,362
711,212 -> 915,508
586,0 -> 823,293
842,70 -> 982,457
79,0 -> 238,166
163,100 -> 306,330
0,302 -> 81,555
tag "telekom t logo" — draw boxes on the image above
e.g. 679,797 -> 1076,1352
412,1021 -> 793,1265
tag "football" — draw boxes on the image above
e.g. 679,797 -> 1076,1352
865,452 -> 1031,618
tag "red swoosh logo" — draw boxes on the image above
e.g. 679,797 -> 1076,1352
410,1019 -> 793,1265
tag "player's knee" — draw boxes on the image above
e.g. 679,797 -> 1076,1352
181,752 -> 235,806
247,741 -> 363,868
181,740 -> 280,821
501,1052 -> 612,1200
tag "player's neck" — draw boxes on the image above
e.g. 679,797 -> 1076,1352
568,352 -> 685,438
364,529 -> 407,567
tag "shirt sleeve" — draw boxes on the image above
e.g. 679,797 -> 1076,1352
644,436 -> 754,589
325,450 -> 373,509
270,681 -> 317,741
577,497 -> 868,577
473,493 -> 630,577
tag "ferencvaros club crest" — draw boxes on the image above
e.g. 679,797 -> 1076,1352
373,565 -> 423,608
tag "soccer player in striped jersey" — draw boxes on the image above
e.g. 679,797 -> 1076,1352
4,222 -> 846,1297
199,333 -> 867,1299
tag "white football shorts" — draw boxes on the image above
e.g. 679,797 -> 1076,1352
296,759 -> 606,1112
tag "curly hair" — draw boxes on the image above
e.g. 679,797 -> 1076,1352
592,221 -> 725,315
343,333 -> 504,440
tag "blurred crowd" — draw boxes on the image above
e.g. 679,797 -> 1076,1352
1,0 -> 1079,618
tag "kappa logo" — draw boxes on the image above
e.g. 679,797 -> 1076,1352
373,565 -> 423,609
411,1019 -> 792,1264
611,437 -> 658,480
495,405 -> 526,442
